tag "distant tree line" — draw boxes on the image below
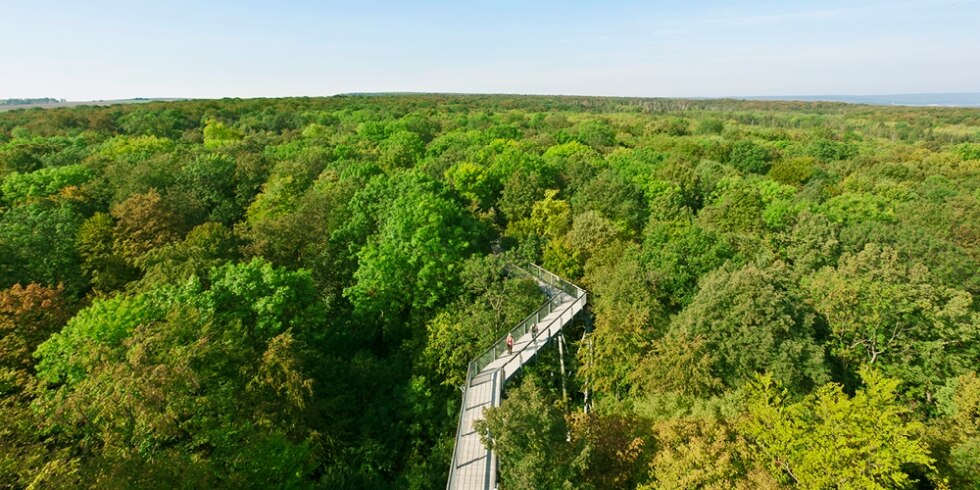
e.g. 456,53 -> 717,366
0,98 -> 65,106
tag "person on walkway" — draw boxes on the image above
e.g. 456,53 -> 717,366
506,333 -> 514,354
531,324 -> 538,338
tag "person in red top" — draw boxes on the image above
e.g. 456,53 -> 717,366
506,333 -> 514,354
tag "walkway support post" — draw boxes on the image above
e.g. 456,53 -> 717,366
558,332 -> 568,408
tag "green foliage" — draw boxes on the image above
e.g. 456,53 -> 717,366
544,141 -> 600,196
665,262 -> 827,393
642,221 -> 734,308
806,137 -> 857,163
955,142 -> 980,161
580,245 -> 667,398
99,134 -> 175,160
652,116 -> 691,136
0,136 -> 86,176
1,164 -> 92,204
728,140 -> 773,174
0,94 -> 977,487
768,156 -> 815,186
476,377 -> 574,490
0,202 -> 83,291
507,189 -> 571,246
696,117 -> 725,135
744,368 -> 933,488
176,153 -> 239,223
571,169 -> 647,236
422,255 -> 543,387
32,259 -> 325,486
119,108 -> 193,139
76,212 -> 137,291
574,119 -> 617,148
110,188 -> 188,261
137,221 -> 239,288
0,283 -> 73,398
444,161 -> 494,209
642,416 -> 775,490
699,180 -> 766,234
202,118 -> 243,148
379,130 -> 424,171
34,288 -> 172,384
345,173 -> 482,329
822,191 -> 898,225
808,244 -> 979,399
931,373 -> 980,486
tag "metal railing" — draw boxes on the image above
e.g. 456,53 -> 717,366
522,262 -> 585,299
446,263 -> 586,489
498,290 -> 585,382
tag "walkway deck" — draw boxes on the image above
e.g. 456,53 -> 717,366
447,265 -> 586,490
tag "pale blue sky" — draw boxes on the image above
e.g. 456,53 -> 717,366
2,0 -> 978,100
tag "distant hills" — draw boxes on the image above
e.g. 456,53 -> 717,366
736,92 -> 980,107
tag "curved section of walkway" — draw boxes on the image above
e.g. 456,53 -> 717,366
447,264 -> 587,490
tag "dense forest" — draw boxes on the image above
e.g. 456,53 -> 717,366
0,94 -> 977,489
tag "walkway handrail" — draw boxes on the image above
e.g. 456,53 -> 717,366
447,286 -> 558,487
468,263 -> 583,374
499,290 -> 586,379
446,262 -> 586,489
522,262 -> 585,299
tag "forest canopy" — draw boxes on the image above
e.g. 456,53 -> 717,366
0,94 -> 977,488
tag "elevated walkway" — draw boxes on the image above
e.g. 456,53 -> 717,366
447,264 -> 587,490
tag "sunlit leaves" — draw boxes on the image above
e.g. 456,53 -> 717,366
743,369 -> 932,488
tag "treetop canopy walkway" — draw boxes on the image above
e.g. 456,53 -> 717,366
446,264 -> 587,490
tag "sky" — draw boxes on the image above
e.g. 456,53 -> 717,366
1,0 -> 978,100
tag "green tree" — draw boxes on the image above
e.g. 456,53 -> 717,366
698,179 -> 766,235
32,259 -> 327,486
571,169 -> 647,236
111,188 -> 188,261
345,174 -> 482,337
0,283 -> 73,398
76,212 -> 137,292
444,161 -> 494,209
574,119 -> 616,148
809,244 -> 979,400
202,118 -> 243,148
0,283 -> 76,488
0,203 -> 83,291
642,221 -> 734,308
422,256 -> 543,387
930,373 -> 980,487
476,377 -> 574,490
175,153 -> 239,223
643,417 -> 777,490
743,368 -> 933,488
135,222 -> 239,289
580,245 -> 667,398
667,262 -> 827,393
768,156 -> 815,186
379,130 -> 424,172
728,140 -> 773,174
1,164 -> 93,204
507,189 -> 572,261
